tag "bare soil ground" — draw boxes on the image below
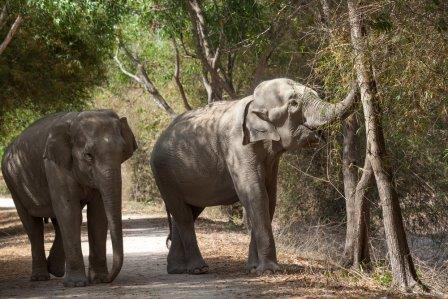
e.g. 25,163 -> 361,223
0,199 -> 438,298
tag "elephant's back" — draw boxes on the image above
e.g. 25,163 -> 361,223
149,100 -> 241,203
3,112 -> 75,174
169,100 -> 238,129
6,112 -> 73,152
1,112 -> 77,216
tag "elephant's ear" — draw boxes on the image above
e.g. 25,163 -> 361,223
43,120 -> 73,170
242,99 -> 280,145
120,117 -> 138,162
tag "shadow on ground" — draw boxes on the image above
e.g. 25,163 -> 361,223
0,206 -> 408,298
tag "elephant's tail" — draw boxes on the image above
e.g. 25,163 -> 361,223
166,208 -> 172,249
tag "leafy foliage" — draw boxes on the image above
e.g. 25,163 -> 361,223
1,0 -> 447,247
0,0 -> 124,155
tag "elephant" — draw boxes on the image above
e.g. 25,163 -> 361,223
1,110 -> 137,287
150,78 -> 358,275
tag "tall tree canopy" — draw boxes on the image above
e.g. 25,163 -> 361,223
1,0 -> 447,292
0,0 -> 125,153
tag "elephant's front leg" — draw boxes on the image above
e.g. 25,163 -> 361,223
247,163 -> 278,272
47,218 -> 66,277
51,201 -> 86,287
246,229 -> 259,272
167,221 -> 186,274
231,167 -> 279,274
87,195 -> 109,284
46,162 -> 87,287
167,206 -> 206,274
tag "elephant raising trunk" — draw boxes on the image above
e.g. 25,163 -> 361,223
150,78 -> 359,276
98,167 -> 123,283
302,82 -> 359,129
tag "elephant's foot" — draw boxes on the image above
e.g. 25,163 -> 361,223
186,259 -> 209,275
246,257 -> 259,273
63,272 -> 88,287
167,264 -> 186,274
167,245 -> 187,274
188,265 -> 209,274
167,258 -> 209,274
255,260 -> 280,275
47,254 -> 65,277
30,269 -> 50,281
88,267 -> 109,284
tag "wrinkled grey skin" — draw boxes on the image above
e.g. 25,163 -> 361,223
1,110 -> 137,287
150,78 -> 357,275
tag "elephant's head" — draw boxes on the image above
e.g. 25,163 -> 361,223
43,110 -> 137,282
242,78 -> 358,150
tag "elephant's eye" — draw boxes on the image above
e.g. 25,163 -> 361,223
289,100 -> 300,112
84,152 -> 94,162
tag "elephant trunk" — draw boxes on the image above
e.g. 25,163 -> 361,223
303,84 -> 359,129
98,167 -> 123,283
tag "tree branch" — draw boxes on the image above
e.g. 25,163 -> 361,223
319,0 -> 331,25
115,41 -> 177,118
114,48 -> 143,84
179,33 -> 198,59
184,0 -> 236,99
0,4 -> 8,30
251,3 -> 302,90
172,38 -> 192,111
0,14 -> 22,56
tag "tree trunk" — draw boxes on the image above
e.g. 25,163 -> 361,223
172,38 -> 192,111
342,114 -> 372,268
317,0 -> 371,268
251,46 -> 274,91
137,64 -> 177,117
347,0 -> 426,291
342,115 -> 357,259
342,115 -> 359,259
352,156 -> 372,268
114,42 -> 177,118
0,14 -> 22,56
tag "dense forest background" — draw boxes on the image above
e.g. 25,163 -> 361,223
0,0 -> 447,292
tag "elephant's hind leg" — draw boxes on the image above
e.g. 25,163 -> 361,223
152,163 -> 208,274
167,206 -> 205,274
47,218 -> 65,277
167,221 -> 186,274
11,194 -> 50,281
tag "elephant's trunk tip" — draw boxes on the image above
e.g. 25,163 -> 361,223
107,251 -> 123,283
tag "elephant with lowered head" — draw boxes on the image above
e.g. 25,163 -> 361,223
150,78 -> 358,275
1,110 -> 137,287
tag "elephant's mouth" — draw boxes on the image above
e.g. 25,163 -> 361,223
293,125 -> 325,146
302,123 -> 314,131
302,124 -> 326,142
293,124 -> 314,137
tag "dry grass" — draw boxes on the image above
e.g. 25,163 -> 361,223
273,218 -> 448,296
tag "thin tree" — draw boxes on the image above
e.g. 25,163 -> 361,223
172,38 -> 192,111
347,0 -> 426,291
0,3 -> 23,56
114,39 -> 177,118
318,0 -> 371,266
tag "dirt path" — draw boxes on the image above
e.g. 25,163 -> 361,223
0,198 -> 405,298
